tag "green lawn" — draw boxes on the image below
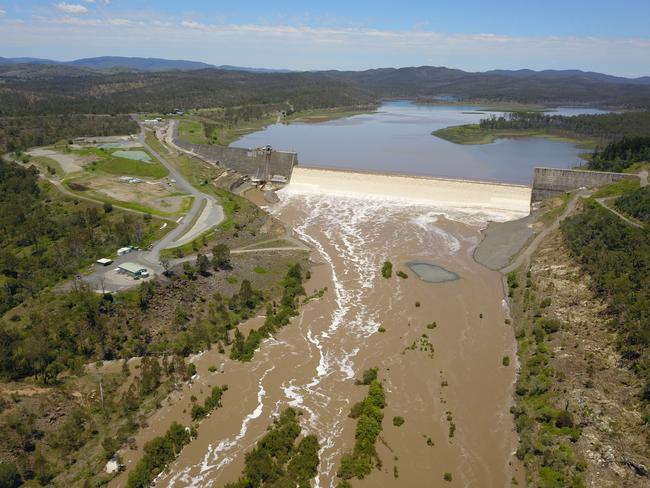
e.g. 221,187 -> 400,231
177,119 -> 208,144
87,155 -> 168,178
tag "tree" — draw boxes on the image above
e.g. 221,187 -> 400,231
196,253 -> 210,276
212,243 -> 231,270
103,201 -> 113,213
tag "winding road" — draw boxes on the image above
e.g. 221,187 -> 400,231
137,128 -> 224,269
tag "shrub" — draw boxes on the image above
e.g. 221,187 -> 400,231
0,462 -> 21,488
443,472 -> 453,481
502,356 -> 511,366
396,270 -> 408,279
381,261 -> 393,278
392,416 -> 405,427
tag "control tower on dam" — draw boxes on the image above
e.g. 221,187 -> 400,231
171,124 -> 297,184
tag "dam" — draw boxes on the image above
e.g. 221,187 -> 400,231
171,123 -> 297,183
530,167 -> 638,203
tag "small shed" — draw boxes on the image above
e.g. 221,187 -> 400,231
96,258 -> 113,266
117,246 -> 132,256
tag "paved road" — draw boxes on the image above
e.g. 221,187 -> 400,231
137,128 -> 224,269
80,126 -> 225,290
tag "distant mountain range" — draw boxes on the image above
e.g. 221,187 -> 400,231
1,57 -> 650,115
0,56 -> 648,85
0,56 -> 291,73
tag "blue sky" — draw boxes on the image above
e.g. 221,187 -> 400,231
1,1 -> 649,76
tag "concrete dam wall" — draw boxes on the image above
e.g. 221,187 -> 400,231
531,167 -> 637,203
172,125 -> 297,182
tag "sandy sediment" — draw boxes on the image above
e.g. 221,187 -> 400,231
288,166 -> 532,217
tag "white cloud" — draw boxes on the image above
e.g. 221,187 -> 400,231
0,9 -> 5,17
3,18 -> 650,77
106,18 -> 130,26
56,3 -> 88,14
181,20 -> 206,30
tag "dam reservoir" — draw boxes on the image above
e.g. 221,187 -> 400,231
233,101 -> 606,184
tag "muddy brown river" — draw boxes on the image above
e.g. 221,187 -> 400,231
111,186 -> 525,487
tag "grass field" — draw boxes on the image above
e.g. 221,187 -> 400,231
30,155 -> 64,176
591,178 -> 641,198
432,124 -> 597,150
177,119 -> 209,144
86,155 -> 168,178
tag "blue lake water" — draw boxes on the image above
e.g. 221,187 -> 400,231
232,101 -> 607,185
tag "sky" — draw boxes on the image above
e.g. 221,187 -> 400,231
1,0 -> 649,77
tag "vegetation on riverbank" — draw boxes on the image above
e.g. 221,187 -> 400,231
336,369 -> 385,482
434,111 -> 650,150
432,124 -> 595,149
224,408 -> 320,488
230,263 -> 305,361
508,176 -> 650,486
127,421 -> 195,488
175,104 -> 376,147
0,354 -> 197,487
191,385 -> 228,421
562,201 -> 650,398
587,136 -> 650,173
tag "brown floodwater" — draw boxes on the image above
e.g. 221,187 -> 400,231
110,189 -> 524,488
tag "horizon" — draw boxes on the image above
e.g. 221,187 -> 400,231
4,54 -> 650,80
1,0 -> 649,77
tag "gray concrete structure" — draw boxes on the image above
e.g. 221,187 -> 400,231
531,167 -> 638,203
172,124 -> 297,182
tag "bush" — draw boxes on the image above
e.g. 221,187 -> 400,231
443,472 -> 453,481
337,377 -> 385,481
381,261 -> 393,278
0,463 -> 21,488
396,271 -> 408,279
191,385 -> 228,421
502,356 -> 511,366
392,416 -> 405,427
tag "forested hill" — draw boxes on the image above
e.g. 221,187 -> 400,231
326,66 -> 650,108
2,63 -> 650,116
0,68 -> 376,116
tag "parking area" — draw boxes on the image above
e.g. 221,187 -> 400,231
81,250 -> 158,292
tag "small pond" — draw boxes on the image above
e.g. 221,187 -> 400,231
407,262 -> 460,283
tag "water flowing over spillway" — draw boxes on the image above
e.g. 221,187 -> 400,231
131,173 -> 528,488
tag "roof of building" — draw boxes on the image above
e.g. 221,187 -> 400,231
96,258 -> 113,265
118,262 -> 147,274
